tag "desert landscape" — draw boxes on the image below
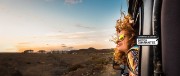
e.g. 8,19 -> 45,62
0,48 -> 120,76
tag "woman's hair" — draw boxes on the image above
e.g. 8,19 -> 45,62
114,48 -> 126,64
114,14 -> 136,64
115,14 -> 136,45
115,14 -> 134,33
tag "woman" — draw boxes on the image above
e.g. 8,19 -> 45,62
113,14 -> 139,76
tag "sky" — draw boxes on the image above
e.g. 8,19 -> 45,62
0,0 -> 128,52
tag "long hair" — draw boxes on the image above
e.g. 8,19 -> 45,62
114,48 -> 126,64
114,14 -> 136,64
116,14 -> 136,46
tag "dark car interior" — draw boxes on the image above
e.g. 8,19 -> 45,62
113,0 -> 180,76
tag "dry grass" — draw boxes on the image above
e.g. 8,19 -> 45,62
0,50 -> 116,76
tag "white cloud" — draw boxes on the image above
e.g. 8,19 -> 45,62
47,31 -> 96,39
45,0 -> 55,2
64,0 -> 83,5
75,24 -> 94,29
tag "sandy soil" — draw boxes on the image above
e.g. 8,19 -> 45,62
0,50 -> 120,76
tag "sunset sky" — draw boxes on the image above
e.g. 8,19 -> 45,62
0,0 -> 128,52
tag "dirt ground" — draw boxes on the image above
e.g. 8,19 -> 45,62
0,50 -> 120,76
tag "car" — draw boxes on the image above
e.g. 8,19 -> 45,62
113,0 -> 180,76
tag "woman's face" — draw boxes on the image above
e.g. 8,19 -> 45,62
116,30 -> 132,53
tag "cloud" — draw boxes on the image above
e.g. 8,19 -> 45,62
49,34 -> 83,39
45,0 -> 55,2
47,31 -> 95,39
71,42 -> 114,49
75,24 -> 94,29
61,44 -> 67,47
5,48 -> 16,51
64,0 -> 83,5
58,30 -> 63,32
18,42 -> 31,45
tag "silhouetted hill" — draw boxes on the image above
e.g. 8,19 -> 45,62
69,48 -> 114,54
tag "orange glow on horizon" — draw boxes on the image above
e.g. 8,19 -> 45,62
17,43 -> 115,52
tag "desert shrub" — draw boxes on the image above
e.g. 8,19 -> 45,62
91,56 -> 98,60
94,58 -> 109,65
94,58 -> 104,64
92,64 -> 103,71
68,64 -> 83,72
0,66 -> 9,76
8,58 -> 13,61
26,62 -> 31,64
11,70 -> 22,76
